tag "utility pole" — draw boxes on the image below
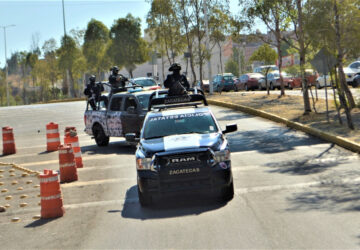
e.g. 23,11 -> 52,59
62,0 -> 67,36
203,0 -> 213,94
1,24 -> 15,107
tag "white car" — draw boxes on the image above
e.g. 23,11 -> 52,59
315,75 -> 332,89
343,61 -> 360,84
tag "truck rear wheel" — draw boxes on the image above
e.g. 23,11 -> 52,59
93,124 -> 109,147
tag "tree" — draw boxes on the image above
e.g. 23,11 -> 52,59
225,59 -> 239,76
249,44 -> 278,94
209,5 -> 231,74
83,19 -> 110,78
109,14 -> 150,78
42,38 -> 61,99
57,35 -> 83,97
241,0 -> 289,97
146,0 -> 185,65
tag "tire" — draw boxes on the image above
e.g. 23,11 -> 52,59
93,124 -> 109,147
138,188 -> 152,207
316,82 -> 321,89
288,83 -> 293,90
234,86 -> 239,92
270,82 -> 274,90
245,84 -> 249,91
220,181 -> 234,202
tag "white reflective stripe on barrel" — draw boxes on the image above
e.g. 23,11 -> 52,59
39,175 -> 58,183
2,130 -> 13,134
41,193 -> 61,200
47,138 -> 60,143
3,140 -> 14,144
70,142 -> 80,148
60,162 -> 75,168
74,151 -> 82,157
46,129 -> 59,134
59,149 -> 73,154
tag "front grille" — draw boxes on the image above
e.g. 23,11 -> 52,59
157,151 -> 213,181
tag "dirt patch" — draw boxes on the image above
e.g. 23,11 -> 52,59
208,92 -> 360,143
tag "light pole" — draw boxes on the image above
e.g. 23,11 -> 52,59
62,0 -> 67,36
203,0 -> 213,94
1,24 -> 15,106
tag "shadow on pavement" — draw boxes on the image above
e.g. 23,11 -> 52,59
81,141 -> 136,155
265,144 -> 353,175
120,186 -> 227,220
286,179 -> 360,213
25,218 -> 58,228
38,151 -> 53,155
215,109 -> 252,121
227,127 -> 326,154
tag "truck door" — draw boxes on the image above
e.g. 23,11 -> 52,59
106,96 -> 123,137
121,96 -> 141,136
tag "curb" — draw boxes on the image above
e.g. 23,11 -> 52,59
208,99 -> 360,154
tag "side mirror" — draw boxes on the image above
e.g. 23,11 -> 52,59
222,124 -> 237,134
125,133 -> 139,142
126,106 -> 136,114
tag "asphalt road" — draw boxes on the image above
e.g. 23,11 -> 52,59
0,101 -> 359,249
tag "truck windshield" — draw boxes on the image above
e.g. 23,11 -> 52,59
143,112 -> 218,139
134,79 -> 156,87
137,94 -> 151,110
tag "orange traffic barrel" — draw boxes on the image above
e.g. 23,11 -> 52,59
58,144 -> 78,183
64,127 -> 77,137
46,122 -> 61,152
39,169 -> 64,219
64,131 -> 83,168
2,127 -> 16,155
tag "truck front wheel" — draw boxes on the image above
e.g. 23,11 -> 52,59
93,124 -> 109,147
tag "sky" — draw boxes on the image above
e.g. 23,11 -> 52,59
0,0 -> 244,68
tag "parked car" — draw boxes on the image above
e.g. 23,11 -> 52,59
196,79 -> 210,92
315,75 -> 332,89
238,73 -> 264,91
352,74 -> 360,88
341,61 -> 360,84
253,65 -> 278,74
292,69 -> 318,88
259,71 -> 294,90
211,73 -> 236,92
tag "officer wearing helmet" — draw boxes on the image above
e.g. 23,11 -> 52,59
164,63 -> 190,96
84,75 -> 104,110
108,66 -> 128,89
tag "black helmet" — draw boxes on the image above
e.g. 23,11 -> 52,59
111,66 -> 119,73
89,75 -> 96,82
169,63 -> 181,71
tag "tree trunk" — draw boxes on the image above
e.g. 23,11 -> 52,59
276,22 -> 284,96
68,69 -> 76,98
334,0 -> 354,129
296,0 -> 311,114
218,42 -> 223,73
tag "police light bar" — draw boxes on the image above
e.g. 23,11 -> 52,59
148,88 -> 208,111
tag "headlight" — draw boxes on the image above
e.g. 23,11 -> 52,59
214,149 -> 231,163
136,157 -> 154,170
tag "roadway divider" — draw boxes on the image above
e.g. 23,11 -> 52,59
39,169 -> 65,218
58,144 -> 78,183
46,122 -> 61,152
208,99 -> 360,153
64,127 -> 83,168
2,127 -> 16,155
